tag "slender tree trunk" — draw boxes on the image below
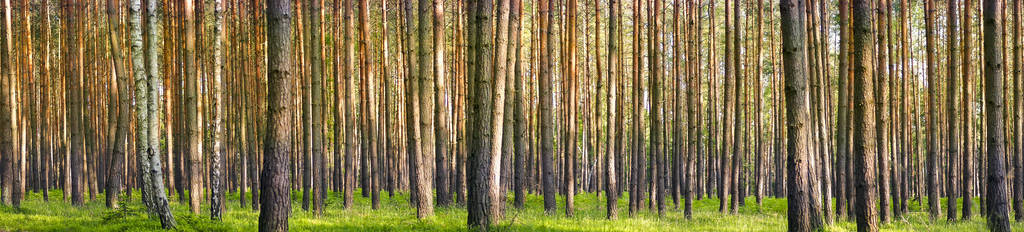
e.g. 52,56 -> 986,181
946,0 -> 962,221
604,0 -> 620,219
852,0 -> 880,230
512,0 -> 528,210
779,0 -> 811,229
0,0 -> 13,208
982,0 -> 1011,229
924,0 -> 942,221
539,0 -> 557,214
209,0 -> 226,220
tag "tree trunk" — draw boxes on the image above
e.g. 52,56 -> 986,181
982,0 -> 1011,229
852,0 -> 880,229
210,0 -> 226,220
539,0 -> 557,214
946,0 -> 962,221
604,0 -> 620,219
466,0 -> 502,228
779,0 -> 811,230
924,0 -> 942,221
259,0 -> 294,230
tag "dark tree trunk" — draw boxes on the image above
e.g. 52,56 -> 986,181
259,0 -> 294,230
982,0 -> 1011,229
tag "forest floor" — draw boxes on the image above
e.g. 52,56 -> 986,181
0,189 -> 1021,231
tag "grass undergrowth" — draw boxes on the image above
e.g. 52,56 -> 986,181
0,189 -> 1021,231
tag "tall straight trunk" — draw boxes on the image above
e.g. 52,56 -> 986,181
604,0 -> 620,219
343,0 -> 357,209
835,0 -> 851,219
924,0 -> 941,221
629,0 -> 646,216
752,0 -> 764,207
946,0 -> 961,221
512,0 -> 528,210
539,0 -> 556,214
358,0 -> 378,209
565,0 -> 578,217
961,0 -> 974,219
60,0 -> 85,208
1014,0 -> 1024,222
414,0 -> 437,217
466,0 -> 501,228
982,0 -> 1011,229
730,0 -> 743,214
332,0 -> 344,208
0,0 -> 13,207
301,0 -> 313,212
259,0 -> 294,230
38,0 -> 50,203
874,0 -> 891,223
852,0 -> 880,230
435,0 -> 452,207
719,0 -> 734,213
209,0 -> 226,220
779,0 -> 811,229
183,0 -> 202,215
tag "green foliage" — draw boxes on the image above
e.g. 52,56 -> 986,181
1,190 -> 1021,231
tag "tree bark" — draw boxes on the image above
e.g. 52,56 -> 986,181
982,0 -> 1011,229
259,0 -> 294,230
466,0 -> 501,228
604,0 -> 620,219
852,0 -> 880,229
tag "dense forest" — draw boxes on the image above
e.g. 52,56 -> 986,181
0,0 -> 1022,231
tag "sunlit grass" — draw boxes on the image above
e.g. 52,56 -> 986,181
1,189 -> 1022,231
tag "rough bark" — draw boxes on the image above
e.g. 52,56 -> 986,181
604,0 -> 620,219
924,0 -> 941,221
982,0 -> 1011,229
779,0 -> 811,229
259,0 -> 294,230
852,0 -> 880,229
466,0 -> 500,228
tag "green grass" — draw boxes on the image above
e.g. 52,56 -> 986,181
1,189 -> 1021,231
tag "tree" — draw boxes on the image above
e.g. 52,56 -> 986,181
209,0 -> 227,220
874,0 -> 891,222
539,0 -> 557,214
604,0 -> 621,219
946,0 -> 961,221
103,0 -> 131,210
61,0 -> 85,208
466,0 -> 502,228
852,0 -> 879,229
720,0 -> 734,213
0,0 -> 13,208
183,0 -> 202,215
565,0 -> 578,217
779,0 -> 811,229
982,0 -> 1011,229
924,0 -> 941,221
343,0 -> 357,210
512,0 -> 528,210
1013,0 -> 1024,222
259,0 -> 294,230
415,0 -> 437,217
308,0 -> 325,217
